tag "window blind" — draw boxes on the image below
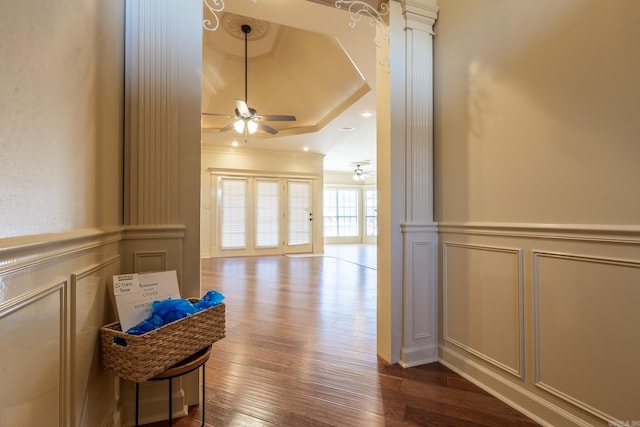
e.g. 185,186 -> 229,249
288,181 -> 311,245
255,179 -> 280,248
220,178 -> 247,249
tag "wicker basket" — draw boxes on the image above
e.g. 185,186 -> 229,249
100,300 -> 225,382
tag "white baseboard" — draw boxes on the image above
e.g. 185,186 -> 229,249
400,343 -> 438,368
439,345 -> 597,427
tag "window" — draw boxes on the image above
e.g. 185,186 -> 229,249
255,179 -> 280,248
220,178 -> 247,249
365,189 -> 377,237
323,188 -> 359,237
323,189 -> 338,237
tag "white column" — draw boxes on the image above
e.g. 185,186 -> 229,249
399,0 -> 439,367
378,0 -> 438,365
124,0 -> 180,225
123,0 -> 202,297
122,0 -> 203,421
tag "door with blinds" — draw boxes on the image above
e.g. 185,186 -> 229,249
254,179 -> 280,251
284,179 -> 313,254
217,176 -> 313,256
219,177 -> 249,255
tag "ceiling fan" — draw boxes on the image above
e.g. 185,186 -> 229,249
202,24 -> 296,138
352,161 -> 373,181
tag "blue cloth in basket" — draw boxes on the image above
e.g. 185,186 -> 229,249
125,289 -> 224,335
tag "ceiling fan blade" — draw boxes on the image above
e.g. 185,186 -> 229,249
257,122 -> 278,135
219,123 -> 236,133
235,99 -> 251,118
202,112 -> 233,117
256,114 -> 296,122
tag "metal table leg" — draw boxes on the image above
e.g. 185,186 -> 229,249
133,346 -> 211,427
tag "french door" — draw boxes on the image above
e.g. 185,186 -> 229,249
218,176 -> 313,256
284,179 -> 313,254
220,178 -> 249,251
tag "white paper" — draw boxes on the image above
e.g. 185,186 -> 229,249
112,271 -> 181,332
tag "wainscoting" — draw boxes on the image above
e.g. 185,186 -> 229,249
0,226 -> 188,427
439,222 -> 640,426
0,229 -> 122,427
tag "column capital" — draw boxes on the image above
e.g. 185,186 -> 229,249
402,0 -> 439,34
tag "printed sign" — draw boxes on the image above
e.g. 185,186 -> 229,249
112,271 -> 181,332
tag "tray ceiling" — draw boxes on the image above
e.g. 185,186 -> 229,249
201,4 -> 378,174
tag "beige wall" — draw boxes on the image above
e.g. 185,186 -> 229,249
0,0 -> 124,238
1,0 -> 205,424
434,1 -> 640,425
434,0 -> 640,225
0,1 -> 126,426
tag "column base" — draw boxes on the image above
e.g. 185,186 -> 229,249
400,342 -> 439,368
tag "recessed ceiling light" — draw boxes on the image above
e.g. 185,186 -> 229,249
303,146 -> 309,152
231,141 -> 239,147
338,126 -> 355,131
360,111 -> 374,118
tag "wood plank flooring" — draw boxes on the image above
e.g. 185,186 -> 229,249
143,248 -> 539,426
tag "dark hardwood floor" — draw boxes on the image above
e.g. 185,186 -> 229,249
144,248 -> 539,426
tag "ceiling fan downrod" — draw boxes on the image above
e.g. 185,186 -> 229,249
200,22 -> 295,136
242,24 -> 251,106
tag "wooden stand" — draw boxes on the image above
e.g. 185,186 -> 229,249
135,345 -> 212,426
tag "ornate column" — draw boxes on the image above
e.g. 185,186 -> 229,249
122,0 -> 201,294
398,0 -> 439,367
122,0 -> 203,422
376,0 -> 438,365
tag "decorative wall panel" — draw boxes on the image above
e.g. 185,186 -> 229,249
533,251 -> 640,422
400,224 -> 439,367
443,242 -> 524,378
134,251 -> 167,273
70,257 -> 120,427
0,283 -> 65,427
412,240 -> 434,340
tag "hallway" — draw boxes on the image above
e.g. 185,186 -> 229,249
145,249 -> 538,426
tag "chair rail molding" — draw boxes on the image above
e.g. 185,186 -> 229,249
438,221 -> 640,244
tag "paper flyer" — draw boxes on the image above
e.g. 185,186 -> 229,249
112,270 -> 181,332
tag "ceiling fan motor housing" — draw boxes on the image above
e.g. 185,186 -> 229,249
235,106 -> 257,119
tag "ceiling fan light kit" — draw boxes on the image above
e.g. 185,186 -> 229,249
247,119 -> 258,134
352,161 -> 370,181
233,117 -> 258,134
